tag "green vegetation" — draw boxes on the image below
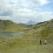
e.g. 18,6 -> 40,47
0,19 -> 53,53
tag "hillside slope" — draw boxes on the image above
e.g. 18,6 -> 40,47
0,19 -> 53,53
0,20 -> 28,32
31,19 -> 53,43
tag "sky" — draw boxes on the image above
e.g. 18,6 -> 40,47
0,0 -> 53,23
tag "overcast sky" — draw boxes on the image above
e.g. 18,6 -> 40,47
0,0 -> 53,23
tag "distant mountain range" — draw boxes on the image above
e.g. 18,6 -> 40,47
0,19 -> 53,32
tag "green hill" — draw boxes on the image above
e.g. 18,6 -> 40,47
32,19 -> 53,43
0,19 -> 53,53
0,20 -> 28,32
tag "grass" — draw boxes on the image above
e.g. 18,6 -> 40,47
0,43 -> 53,53
0,20 -> 53,53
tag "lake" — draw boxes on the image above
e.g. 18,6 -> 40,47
0,32 -> 25,39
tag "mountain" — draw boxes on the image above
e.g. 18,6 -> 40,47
0,19 -> 53,53
0,20 -> 28,32
32,19 -> 53,43
0,19 -> 53,40
26,20 -> 36,25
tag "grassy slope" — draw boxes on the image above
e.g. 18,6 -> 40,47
0,20 -> 28,32
0,19 -> 53,53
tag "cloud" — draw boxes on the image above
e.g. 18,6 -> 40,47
35,12 -> 53,22
0,0 -> 49,10
0,10 -> 13,16
0,11 -> 53,23
37,0 -> 49,5
0,0 -> 52,23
